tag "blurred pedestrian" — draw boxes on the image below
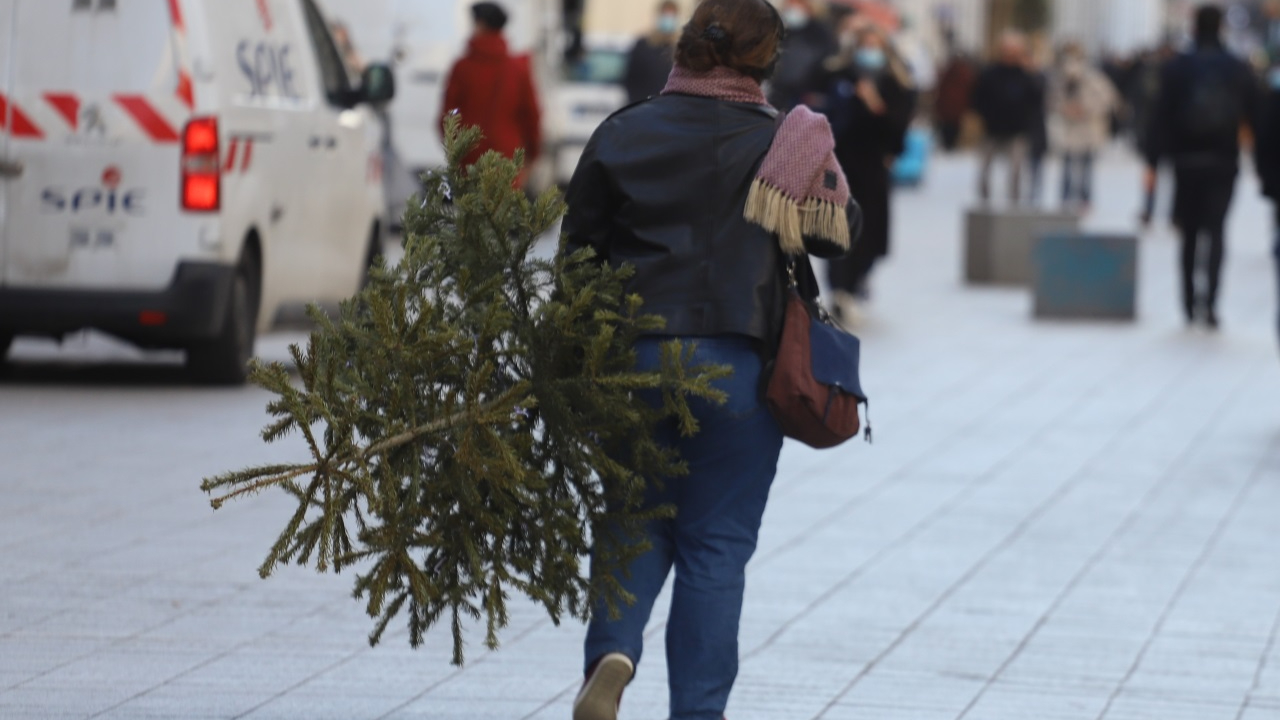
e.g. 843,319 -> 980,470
330,22 -> 365,77
623,1 -> 681,103
1254,63 -> 1280,345
768,0 -> 838,111
440,1 -> 542,187
1144,5 -> 1259,329
563,1 -> 859,717
1100,52 -> 1135,138
972,32 -> 1042,205
825,19 -> 917,321
934,51 -> 978,151
1049,43 -> 1118,214
1026,57 -> 1050,206
1130,43 -> 1174,156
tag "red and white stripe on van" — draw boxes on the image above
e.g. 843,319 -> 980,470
0,91 -> 190,144
0,0 -> 195,144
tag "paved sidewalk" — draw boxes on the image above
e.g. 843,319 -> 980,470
3,151 -> 1280,719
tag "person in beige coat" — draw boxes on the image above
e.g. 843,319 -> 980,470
1049,43 -> 1119,213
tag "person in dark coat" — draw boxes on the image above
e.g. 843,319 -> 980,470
439,2 -> 542,186
972,31 -> 1041,204
563,1 -> 860,717
826,21 -> 917,319
623,1 -> 681,103
1254,64 -> 1280,346
1144,5 -> 1259,329
934,51 -> 978,151
768,0 -> 838,110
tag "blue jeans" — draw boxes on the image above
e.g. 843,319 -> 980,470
1061,151 -> 1094,206
584,335 -> 784,720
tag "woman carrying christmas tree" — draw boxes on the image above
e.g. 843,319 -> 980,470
564,1 -> 861,717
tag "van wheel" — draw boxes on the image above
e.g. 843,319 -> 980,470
187,255 -> 260,386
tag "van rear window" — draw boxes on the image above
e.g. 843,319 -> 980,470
11,2 -> 177,99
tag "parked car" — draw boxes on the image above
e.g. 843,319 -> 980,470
554,38 -> 630,188
0,0 -> 394,383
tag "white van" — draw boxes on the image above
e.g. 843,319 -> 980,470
0,0 -> 395,383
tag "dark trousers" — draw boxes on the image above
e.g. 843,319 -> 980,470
828,170 -> 891,297
585,336 -> 783,720
1061,151 -> 1095,206
1174,164 -> 1237,317
828,249 -> 878,297
1028,153 -> 1045,205
1274,213 -> 1280,345
938,120 -> 962,151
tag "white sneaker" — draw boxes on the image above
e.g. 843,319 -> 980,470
573,653 -> 634,720
831,290 -> 863,327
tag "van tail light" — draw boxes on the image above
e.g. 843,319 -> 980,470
182,116 -> 220,212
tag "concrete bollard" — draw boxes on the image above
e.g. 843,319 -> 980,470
965,208 -> 1080,286
1033,233 -> 1138,321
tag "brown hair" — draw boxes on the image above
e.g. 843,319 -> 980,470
675,0 -> 785,82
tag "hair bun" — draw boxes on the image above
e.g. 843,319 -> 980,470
701,23 -> 731,50
675,0 -> 782,81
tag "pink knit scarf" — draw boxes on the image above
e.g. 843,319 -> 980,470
661,66 -> 852,255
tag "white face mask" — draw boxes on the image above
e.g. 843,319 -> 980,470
783,8 -> 809,29
657,13 -> 679,35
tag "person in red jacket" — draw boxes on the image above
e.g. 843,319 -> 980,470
440,2 -> 542,187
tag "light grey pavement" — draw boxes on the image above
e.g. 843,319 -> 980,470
3,148 -> 1280,720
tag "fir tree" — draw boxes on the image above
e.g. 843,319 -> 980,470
202,118 -> 728,665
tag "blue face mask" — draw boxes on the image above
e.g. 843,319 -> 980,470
657,14 -> 679,35
856,48 -> 887,73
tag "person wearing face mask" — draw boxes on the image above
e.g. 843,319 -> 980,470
823,19 -> 917,322
623,1 -> 683,104
768,0 -> 838,110
1048,43 -> 1117,214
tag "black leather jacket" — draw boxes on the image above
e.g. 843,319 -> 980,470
564,93 -> 860,352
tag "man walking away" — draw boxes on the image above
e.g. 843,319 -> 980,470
440,2 -> 542,187
972,32 -> 1042,205
1255,63 -> 1280,346
1144,5 -> 1258,329
623,1 -> 681,104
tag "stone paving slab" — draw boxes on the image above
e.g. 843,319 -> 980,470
3,151 -> 1280,719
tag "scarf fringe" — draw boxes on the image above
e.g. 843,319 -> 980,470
745,180 -> 803,254
746,179 -> 851,255
801,198 -> 851,251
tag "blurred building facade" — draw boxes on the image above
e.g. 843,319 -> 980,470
582,0 -> 696,35
576,1 -> 1238,59
1052,0 -> 1165,55
937,0 -> 1169,56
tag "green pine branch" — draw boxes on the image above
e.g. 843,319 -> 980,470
201,116 -> 730,665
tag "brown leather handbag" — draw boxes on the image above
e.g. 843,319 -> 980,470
765,260 -> 869,449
